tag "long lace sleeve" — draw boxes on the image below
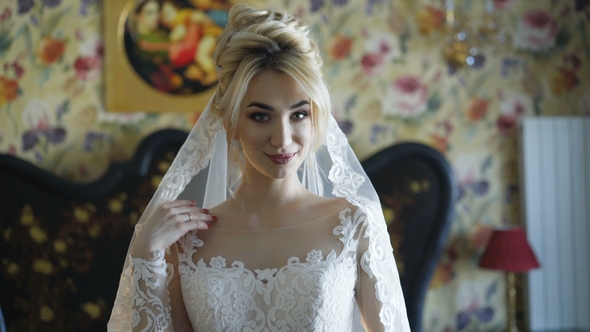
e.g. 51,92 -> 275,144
355,216 -> 411,332
130,250 -> 173,332
128,247 -> 193,332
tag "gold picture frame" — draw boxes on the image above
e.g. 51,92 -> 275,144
103,0 -> 230,112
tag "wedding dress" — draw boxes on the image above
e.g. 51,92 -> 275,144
107,100 -> 410,331
176,204 -> 397,331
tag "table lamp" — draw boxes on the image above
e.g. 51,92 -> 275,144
478,227 -> 540,332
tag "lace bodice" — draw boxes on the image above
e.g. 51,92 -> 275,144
121,206 -> 410,332
177,208 -> 361,331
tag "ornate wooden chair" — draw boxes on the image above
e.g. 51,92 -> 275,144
361,142 -> 457,332
0,129 -> 187,331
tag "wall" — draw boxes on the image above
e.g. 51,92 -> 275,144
1,0 -> 588,330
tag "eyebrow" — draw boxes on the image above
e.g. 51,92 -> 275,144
246,100 -> 310,111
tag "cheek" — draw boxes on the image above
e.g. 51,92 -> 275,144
295,124 -> 313,148
238,125 -> 266,149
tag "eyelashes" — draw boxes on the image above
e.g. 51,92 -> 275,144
250,113 -> 270,122
291,111 -> 308,120
249,111 -> 309,122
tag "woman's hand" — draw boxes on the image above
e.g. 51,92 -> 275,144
130,200 -> 216,259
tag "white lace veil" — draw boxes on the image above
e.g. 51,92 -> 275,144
108,4 -> 408,331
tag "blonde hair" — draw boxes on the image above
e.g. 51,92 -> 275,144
210,4 -> 331,189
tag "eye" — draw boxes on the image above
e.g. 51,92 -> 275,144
291,111 -> 309,121
250,112 -> 270,122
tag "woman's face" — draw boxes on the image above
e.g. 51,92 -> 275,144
137,0 -> 160,31
236,70 -> 312,180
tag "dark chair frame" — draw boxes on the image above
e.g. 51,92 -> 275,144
362,142 -> 457,332
0,129 -> 188,331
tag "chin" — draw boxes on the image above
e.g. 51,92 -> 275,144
266,166 -> 298,180
263,159 -> 304,180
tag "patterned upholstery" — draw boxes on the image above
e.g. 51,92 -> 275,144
0,129 -> 187,332
362,142 -> 457,332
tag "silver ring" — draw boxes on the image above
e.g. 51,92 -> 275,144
185,213 -> 192,222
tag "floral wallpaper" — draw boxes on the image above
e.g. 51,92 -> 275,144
1,0 -> 589,330
0,0 -> 195,181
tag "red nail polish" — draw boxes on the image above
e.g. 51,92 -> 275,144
204,209 -> 210,213
212,216 -> 218,221
207,224 -> 211,229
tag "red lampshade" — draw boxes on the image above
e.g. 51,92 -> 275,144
478,227 -> 540,273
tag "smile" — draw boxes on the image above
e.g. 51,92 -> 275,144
266,152 -> 296,165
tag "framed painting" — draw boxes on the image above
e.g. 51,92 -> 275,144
103,0 -> 231,112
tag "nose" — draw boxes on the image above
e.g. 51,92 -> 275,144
270,118 -> 292,148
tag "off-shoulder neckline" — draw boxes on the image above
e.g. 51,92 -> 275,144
209,205 -> 356,233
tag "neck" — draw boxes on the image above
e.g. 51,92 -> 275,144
234,168 -> 306,213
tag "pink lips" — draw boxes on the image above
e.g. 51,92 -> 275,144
266,153 -> 296,165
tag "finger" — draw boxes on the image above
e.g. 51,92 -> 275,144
196,220 -> 212,230
173,206 -> 210,216
180,211 -> 193,223
182,212 -> 217,224
197,207 -> 210,214
199,214 -> 217,224
161,200 -> 197,209
160,206 -> 203,223
179,220 -> 212,232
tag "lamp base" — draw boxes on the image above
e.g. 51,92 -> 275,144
507,272 -> 518,332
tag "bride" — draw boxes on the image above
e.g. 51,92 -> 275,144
108,4 -> 409,331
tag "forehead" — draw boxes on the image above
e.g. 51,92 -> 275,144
241,70 -> 309,108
